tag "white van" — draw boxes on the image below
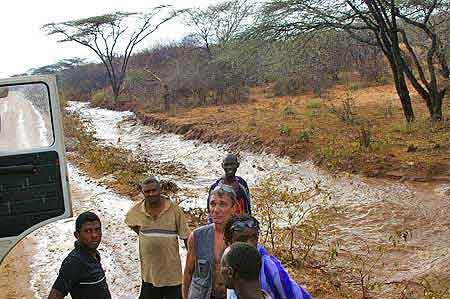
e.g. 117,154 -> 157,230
0,75 -> 72,263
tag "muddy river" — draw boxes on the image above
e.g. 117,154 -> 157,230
1,102 -> 449,298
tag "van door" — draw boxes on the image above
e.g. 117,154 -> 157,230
0,75 -> 72,263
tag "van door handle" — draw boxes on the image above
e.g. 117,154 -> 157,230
0,165 -> 35,174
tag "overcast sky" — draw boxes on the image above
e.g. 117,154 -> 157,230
0,0 -> 220,78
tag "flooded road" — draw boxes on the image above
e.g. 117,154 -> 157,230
67,102 -> 450,293
1,101 -> 449,298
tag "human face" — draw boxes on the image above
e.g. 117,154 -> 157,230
220,247 -> 234,289
210,194 -> 235,225
142,182 -> 161,204
232,227 -> 259,248
75,220 -> 102,251
222,159 -> 238,179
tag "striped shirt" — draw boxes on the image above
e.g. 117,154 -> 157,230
227,245 -> 312,299
125,196 -> 190,286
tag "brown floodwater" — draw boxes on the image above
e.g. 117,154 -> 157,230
1,102 -> 448,298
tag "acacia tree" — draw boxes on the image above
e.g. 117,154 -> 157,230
183,0 -> 254,105
183,0 -> 253,55
254,0 -> 449,121
42,7 -> 179,102
27,58 -> 87,75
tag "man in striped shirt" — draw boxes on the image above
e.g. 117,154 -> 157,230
224,215 -> 312,299
125,176 -> 190,299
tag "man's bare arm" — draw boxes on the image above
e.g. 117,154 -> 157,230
182,232 -> 196,299
47,288 -> 64,299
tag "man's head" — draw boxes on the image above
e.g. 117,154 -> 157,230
140,176 -> 161,204
221,242 -> 262,289
74,211 -> 102,251
222,154 -> 239,180
224,214 -> 260,247
210,184 -> 237,225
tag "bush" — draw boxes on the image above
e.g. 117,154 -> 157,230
168,104 -> 177,117
281,105 -> 297,119
297,129 -> 311,142
224,86 -> 250,104
330,93 -> 358,124
279,123 -> 291,136
358,125 -> 372,149
380,100 -> 394,118
273,78 -> 301,96
91,89 -> 107,106
306,99 -> 322,109
252,178 -> 337,262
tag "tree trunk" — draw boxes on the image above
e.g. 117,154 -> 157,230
216,87 -> 224,106
110,71 -> 123,103
388,60 -> 415,122
161,83 -> 170,111
395,76 -> 415,122
112,87 -> 120,103
430,92 -> 444,121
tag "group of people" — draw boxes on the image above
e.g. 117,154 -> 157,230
47,154 -> 312,299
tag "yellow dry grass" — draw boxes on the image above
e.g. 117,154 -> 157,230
147,83 -> 450,180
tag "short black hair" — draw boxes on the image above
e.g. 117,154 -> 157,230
139,175 -> 161,190
223,154 -> 239,164
224,214 -> 259,246
75,211 -> 100,232
225,242 -> 261,281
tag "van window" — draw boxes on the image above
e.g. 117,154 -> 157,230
0,83 -> 54,152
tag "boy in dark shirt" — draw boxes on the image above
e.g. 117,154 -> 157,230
47,211 -> 111,299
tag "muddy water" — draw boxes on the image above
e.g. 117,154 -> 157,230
2,102 -> 448,298
68,102 -> 450,292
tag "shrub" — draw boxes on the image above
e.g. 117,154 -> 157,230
224,86 -> 250,104
306,99 -> 322,109
279,123 -> 291,136
281,105 -> 297,119
168,104 -> 177,117
358,125 -> 372,149
330,93 -> 358,124
348,81 -> 369,91
381,100 -> 394,118
91,89 -> 107,106
297,129 -> 311,142
252,178 -> 337,262
273,78 -> 300,96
